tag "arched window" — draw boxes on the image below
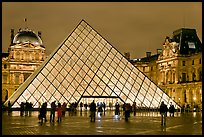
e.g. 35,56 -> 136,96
4,64 -> 7,69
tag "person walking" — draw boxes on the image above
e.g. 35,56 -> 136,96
56,103 -> 62,123
50,101 -> 56,123
160,101 -> 168,126
89,100 -> 96,122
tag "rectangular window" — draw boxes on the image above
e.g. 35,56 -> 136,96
192,60 -> 194,65
182,73 -> 186,82
173,73 -> 175,83
182,61 -> 185,66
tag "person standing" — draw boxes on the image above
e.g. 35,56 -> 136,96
20,102 -> 24,116
80,102 -> 83,112
90,100 -> 96,122
169,102 -> 175,117
39,102 -> 47,123
62,102 -> 67,117
50,101 -> 56,123
56,103 -> 62,123
160,101 -> 168,126
132,102 -> 136,116
115,102 -> 120,115
124,103 -> 131,121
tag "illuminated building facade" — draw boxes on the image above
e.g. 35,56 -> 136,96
4,20 -> 180,109
2,28 -> 46,103
130,28 -> 202,110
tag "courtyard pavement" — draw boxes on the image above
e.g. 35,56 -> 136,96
2,110 -> 202,135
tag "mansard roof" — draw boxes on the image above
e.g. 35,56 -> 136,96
172,28 -> 202,55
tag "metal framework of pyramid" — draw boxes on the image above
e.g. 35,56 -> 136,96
4,20 -> 180,109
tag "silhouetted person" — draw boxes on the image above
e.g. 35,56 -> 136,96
132,102 -> 136,116
28,102 -> 33,116
115,102 -> 120,115
160,101 -> 168,126
20,102 -> 24,116
90,100 -> 96,122
25,102 -> 29,116
39,102 -> 47,123
50,101 -> 56,123
62,102 -> 67,117
80,102 -> 83,112
124,103 -> 131,121
169,102 -> 175,117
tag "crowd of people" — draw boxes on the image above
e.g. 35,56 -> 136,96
5,100 -> 179,126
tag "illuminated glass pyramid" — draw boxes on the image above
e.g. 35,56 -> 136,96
5,20 -> 180,109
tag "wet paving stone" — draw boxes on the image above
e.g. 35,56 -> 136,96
2,110 -> 202,135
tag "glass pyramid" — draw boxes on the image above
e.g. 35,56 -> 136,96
4,20 -> 180,109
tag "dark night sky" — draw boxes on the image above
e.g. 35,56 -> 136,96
2,2 -> 202,59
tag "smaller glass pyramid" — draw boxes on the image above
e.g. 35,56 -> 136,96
4,19 -> 180,109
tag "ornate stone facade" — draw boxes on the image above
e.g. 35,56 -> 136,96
131,28 -> 202,110
2,28 -> 46,103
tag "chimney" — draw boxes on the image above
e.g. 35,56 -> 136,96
146,52 -> 151,58
124,52 -> 130,60
38,31 -> 42,38
157,49 -> 162,54
11,29 -> 14,44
